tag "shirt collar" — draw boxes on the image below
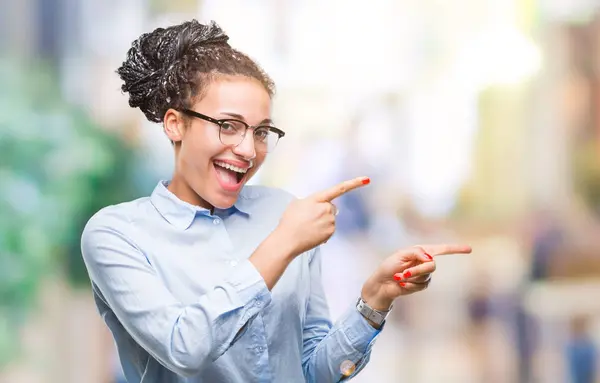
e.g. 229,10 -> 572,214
150,181 -> 250,230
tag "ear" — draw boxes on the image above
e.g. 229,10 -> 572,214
163,109 -> 185,142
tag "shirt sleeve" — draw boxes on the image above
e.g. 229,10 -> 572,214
301,247 -> 383,382
80,210 -> 271,378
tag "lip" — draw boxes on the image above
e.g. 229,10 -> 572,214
212,162 -> 249,193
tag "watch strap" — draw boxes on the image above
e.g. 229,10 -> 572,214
356,297 -> 391,326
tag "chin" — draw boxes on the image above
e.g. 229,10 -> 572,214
210,193 -> 238,210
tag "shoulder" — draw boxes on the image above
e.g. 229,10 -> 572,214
81,197 -> 151,246
87,197 -> 150,228
235,185 -> 299,220
238,185 -> 298,211
80,198 -> 155,275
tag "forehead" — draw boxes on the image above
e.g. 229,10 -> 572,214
194,76 -> 271,121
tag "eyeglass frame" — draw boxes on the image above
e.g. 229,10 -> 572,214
179,108 -> 285,152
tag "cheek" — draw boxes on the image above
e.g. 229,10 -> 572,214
250,153 -> 267,174
181,128 -> 222,166
256,152 -> 267,166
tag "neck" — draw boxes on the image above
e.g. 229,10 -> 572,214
167,174 -> 214,213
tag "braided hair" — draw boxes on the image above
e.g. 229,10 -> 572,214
117,20 -> 275,123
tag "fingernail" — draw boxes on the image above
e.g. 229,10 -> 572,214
425,252 -> 433,261
361,177 -> 370,185
399,282 -> 406,287
393,274 -> 402,281
403,271 -> 412,278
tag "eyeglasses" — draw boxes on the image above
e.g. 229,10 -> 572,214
180,109 -> 285,153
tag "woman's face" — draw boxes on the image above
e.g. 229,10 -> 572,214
164,76 -> 272,210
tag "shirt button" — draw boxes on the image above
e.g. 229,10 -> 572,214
257,346 -> 264,353
213,218 -> 221,225
229,260 -> 238,267
255,299 -> 262,307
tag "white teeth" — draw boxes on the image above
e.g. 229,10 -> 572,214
214,160 -> 248,174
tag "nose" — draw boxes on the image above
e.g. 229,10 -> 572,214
232,130 -> 256,160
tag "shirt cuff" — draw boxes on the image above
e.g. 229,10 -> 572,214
226,259 -> 272,310
342,305 -> 383,354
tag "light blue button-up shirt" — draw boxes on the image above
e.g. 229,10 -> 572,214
81,181 -> 381,383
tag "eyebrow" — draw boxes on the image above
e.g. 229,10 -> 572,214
221,112 -> 274,125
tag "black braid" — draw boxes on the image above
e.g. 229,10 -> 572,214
117,20 -> 275,123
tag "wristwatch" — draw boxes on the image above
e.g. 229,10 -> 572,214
356,297 -> 392,326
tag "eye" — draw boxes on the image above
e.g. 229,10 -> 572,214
254,128 -> 271,142
220,120 -> 243,135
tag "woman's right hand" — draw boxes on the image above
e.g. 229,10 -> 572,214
276,176 -> 371,256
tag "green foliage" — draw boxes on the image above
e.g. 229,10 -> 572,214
0,59 -> 140,365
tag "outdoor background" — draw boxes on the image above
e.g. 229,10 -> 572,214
2,0 -> 600,382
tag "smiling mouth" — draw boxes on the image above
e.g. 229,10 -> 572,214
213,160 -> 249,186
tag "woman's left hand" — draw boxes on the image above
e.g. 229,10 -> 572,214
360,244 -> 472,310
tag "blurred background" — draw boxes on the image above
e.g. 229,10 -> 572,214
2,0 -> 600,382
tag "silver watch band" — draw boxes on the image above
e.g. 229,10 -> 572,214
356,297 -> 392,326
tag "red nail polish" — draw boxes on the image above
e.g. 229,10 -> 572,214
361,178 -> 370,185
400,282 -> 406,287
393,274 -> 402,281
403,271 -> 412,278
425,252 -> 433,261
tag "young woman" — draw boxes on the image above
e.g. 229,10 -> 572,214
81,20 -> 471,383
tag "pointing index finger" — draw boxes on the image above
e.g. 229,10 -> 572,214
415,244 -> 472,257
311,177 -> 371,202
